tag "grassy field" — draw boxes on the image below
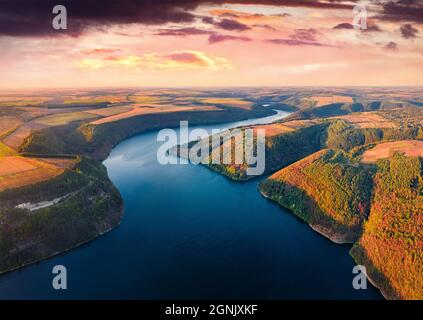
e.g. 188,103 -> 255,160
0,157 -> 37,175
331,112 -> 396,129
310,95 -> 354,106
198,98 -> 253,110
0,142 -> 17,156
62,95 -> 128,105
0,156 -> 74,192
85,105 -> 134,116
252,120 -> 319,137
361,140 -> 423,163
2,126 -> 32,150
0,96 -> 51,107
252,123 -> 294,137
90,105 -> 218,125
0,116 -> 22,139
35,111 -> 99,126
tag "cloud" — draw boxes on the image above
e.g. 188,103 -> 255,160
154,26 -> 252,44
155,27 -> 213,37
208,34 -> 251,44
333,23 -> 354,30
223,0 -> 353,10
83,48 -> 120,55
363,23 -> 382,33
379,0 -> 423,24
384,41 -> 398,51
253,24 -> 277,31
213,18 -> 251,31
266,38 -> 334,47
76,58 -> 106,70
0,0 -> 356,37
290,28 -> 319,41
142,50 -> 233,70
400,24 -> 419,39
202,16 -> 215,24
76,50 -> 232,71
0,0 -> 199,37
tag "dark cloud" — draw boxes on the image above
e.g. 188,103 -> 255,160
332,21 -> 382,32
223,0 -> 354,10
0,0 -> 199,37
363,23 -> 383,33
0,0 -> 357,37
156,27 -> 213,37
214,12 -> 243,19
253,24 -> 277,31
266,38 -> 334,47
333,21 -> 382,33
333,23 -> 354,29
213,18 -> 251,31
379,0 -> 423,24
290,28 -> 319,41
275,13 -> 292,18
384,41 -> 398,51
5,1 -> 421,38
83,48 -> 120,55
154,26 -> 252,44
400,23 -> 419,39
202,16 -> 215,24
208,34 -> 251,44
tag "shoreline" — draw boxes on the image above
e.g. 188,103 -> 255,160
258,188 -> 353,244
0,204 -> 124,276
0,208 -> 124,277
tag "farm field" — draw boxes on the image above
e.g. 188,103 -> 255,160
0,96 -> 51,107
85,105 -> 134,116
252,120 -> 319,137
0,156 -> 37,176
0,116 -> 22,139
2,125 -> 33,150
197,98 -> 254,110
310,95 -> 354,106
331,112 -> 397,129
0,156 -> 74,192
62,95 -> 128,105
361,140 -> 423,163
34,111 -> 99,126
252,123 -> 294,137
90,105 -> 219,125
0,142 -> 16,156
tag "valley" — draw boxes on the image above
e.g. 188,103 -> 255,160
0,87 -> 421,299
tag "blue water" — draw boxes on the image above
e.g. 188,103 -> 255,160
0,111 -> 382,299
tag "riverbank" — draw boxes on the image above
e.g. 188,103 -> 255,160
258,188 -> 356,244
0,158 -> 123,275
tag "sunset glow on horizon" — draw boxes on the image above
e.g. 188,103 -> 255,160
0,0 -> 422,88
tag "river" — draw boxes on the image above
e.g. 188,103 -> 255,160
0,110 -> 381,299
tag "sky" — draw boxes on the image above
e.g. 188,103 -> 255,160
0,0 -> 422,88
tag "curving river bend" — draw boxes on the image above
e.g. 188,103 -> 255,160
0,110 -> 381,299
